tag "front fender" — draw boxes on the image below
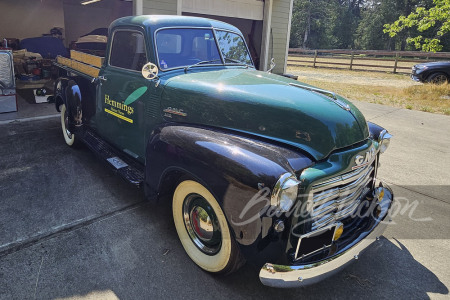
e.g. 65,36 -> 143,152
54,77 -> 70,112
54,77 -> 83,131
367,121 -> 389,140
145,125 -> 313,259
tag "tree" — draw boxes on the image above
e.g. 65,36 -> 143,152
289,0 -> 362,49
355,0 -> 421,50
289,0 -> 329,49
383,0 -> 450,52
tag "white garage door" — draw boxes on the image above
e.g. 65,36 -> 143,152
182,0 -> 264,21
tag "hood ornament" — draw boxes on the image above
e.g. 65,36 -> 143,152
289,83 -> 351,111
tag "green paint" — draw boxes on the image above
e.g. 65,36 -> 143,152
94,16 -> 371,162
124,87 -> 148,105
161,69 -> 369,160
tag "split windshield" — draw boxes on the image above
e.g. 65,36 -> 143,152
156,28 -> 253,70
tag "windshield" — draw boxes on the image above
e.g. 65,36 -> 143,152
155,28 -> 253,70
215,30 -> 253,66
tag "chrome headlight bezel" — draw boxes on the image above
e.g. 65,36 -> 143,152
378,129 -> 392,154
271,173 -> 301,212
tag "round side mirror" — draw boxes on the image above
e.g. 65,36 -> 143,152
142,62 -> 159,80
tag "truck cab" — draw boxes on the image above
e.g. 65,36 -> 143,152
53,15 -> 394,288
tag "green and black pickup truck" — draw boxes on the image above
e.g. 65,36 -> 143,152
53,15 -> 394,288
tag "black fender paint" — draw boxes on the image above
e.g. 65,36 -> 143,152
54,77 -> 70,112
367,121 -> 387,140
56,75 -> 98,132
64,80 -> 83,132
144,125 -> 314,262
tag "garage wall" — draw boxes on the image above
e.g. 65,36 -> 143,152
63,0 -> 132,46
271,0 -> 294,74
183,12 -> 263,69
142,0 -> 178,15
182,0 -> 264,20
0,0 -> 64,40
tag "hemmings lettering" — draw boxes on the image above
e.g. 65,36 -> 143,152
105,94 -> 134,115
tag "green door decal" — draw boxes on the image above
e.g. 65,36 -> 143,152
124,87 -> 148,105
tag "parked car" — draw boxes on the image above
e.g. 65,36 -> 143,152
411,61 -> 450,84
53,15 -> 394,288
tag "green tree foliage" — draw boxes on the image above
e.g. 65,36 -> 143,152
290,0 -> 361,49
383,0 -> 450,52
355,0 -> 402,50
289,0 -> 450,51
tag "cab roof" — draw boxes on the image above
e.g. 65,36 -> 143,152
110,15 -> 241,33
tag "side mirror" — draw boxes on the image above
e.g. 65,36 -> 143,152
267,58 -> 276,73
141,62 -> 159,80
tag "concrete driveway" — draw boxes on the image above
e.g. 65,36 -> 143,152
0,102 -> 449,300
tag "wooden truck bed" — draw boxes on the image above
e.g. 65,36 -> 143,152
56,50 -> 105,78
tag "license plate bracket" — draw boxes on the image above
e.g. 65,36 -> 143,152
295,224 -> 337,260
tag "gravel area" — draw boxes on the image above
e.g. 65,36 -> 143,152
288,66 -> 421,88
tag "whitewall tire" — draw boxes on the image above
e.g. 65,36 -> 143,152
172,180 -> 243,274
60,104 -> 77,147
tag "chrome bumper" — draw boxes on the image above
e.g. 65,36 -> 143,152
259,184 -> 394,288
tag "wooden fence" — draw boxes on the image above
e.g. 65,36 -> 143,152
288,49 -> 450,74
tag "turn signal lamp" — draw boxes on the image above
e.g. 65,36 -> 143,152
333,223 -> 344,241
377,188 -> 385,202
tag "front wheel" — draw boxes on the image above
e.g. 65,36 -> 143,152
172,180 -> 244,274
427,72 -> 448,84
60,104 -> 79,147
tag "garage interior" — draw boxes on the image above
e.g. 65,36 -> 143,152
0,0 -> 293,120
0,0 -> 131,119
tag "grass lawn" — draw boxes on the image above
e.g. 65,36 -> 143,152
287,66 -> 450,115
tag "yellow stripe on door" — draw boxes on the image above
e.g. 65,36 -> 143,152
105,108 -> 134,124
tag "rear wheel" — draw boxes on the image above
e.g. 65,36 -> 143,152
172,180 -> 244,274
427,72 -> 448,84
60,104 -> 78,147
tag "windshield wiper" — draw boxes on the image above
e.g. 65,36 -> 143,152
183,58 -> 253,73
223,58 -> 253,68
184,59 -> 223,73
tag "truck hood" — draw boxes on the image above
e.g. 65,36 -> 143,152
160,69 -> 369,160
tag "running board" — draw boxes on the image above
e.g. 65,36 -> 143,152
82,130 -> 144,187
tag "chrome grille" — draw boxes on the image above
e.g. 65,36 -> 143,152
310,162 -> 375,231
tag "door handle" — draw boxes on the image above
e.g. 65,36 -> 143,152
98,76 -> 107,81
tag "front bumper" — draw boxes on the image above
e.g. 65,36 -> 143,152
410,74 -> 423,82
259,184 -> 394,288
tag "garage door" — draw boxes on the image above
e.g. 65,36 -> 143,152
182,0 -> 264,20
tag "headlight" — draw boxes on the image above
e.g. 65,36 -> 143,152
271,173 -> 301,212
415,65 -> 428,73
378,129 -> 392,154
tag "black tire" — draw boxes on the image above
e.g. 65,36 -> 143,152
427,72 -> 449,85
172,180 -> 244,275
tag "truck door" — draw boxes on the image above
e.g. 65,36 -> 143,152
97,29 -> 153,162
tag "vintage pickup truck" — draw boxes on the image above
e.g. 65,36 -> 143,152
53,15 -> 394,288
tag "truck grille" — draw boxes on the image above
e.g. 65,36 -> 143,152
309,162 -> 375,231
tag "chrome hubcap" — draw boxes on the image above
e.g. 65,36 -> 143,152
183,194 -> 222,255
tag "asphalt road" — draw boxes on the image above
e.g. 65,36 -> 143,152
0,101 -> 449,300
